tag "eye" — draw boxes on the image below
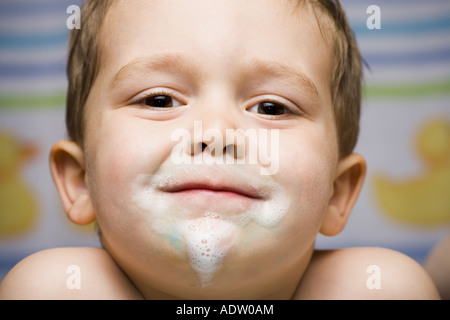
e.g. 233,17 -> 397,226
132,90 -> 185,109
247,101 -> 290,116
143,94 -> 182,108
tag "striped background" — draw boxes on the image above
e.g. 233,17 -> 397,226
0,0 -> 80,108
1,0 -> 449,108
317,0 -> 450,258
1,0 -> 450,281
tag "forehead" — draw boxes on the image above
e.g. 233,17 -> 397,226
95,0 -> 333,101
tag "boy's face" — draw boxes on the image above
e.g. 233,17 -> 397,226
81,0 -> 341,294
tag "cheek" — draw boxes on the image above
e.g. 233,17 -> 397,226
88,113 -> 175,180
277,133 -> 335,233
85,117 -> 176,229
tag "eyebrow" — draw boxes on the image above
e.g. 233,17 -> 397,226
110,54 -> 193,90
110,53 -> 319,98
238,59 -> 319,98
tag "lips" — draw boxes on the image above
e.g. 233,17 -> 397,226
160,181 -> 264,200
133,166 -> 287,223
153,166 -> 270,209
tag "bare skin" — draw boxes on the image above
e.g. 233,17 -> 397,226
424,234 -> 450,300
0,0 -> 440,300
0,246 -> 439,299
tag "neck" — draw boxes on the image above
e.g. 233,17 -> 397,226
133,245 -> 315,300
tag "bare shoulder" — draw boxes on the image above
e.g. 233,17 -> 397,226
424,234 -> 450,300
0,247 -> 142,300
295,247 -> 440,300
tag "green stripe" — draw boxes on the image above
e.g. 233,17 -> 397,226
364,79 -> 450,99
0,93 -> 66,110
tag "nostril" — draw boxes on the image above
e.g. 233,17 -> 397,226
225,143 -> 243,159
224,144 -> 234,155
189,142 -> 207,155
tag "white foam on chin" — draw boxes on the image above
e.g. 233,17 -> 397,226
131,168 -> 292,286
180,214 -> 235,287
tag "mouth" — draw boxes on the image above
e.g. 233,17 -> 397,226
161,181 -> 264,200
152,166 -> 271,214
133,166 -> 288,227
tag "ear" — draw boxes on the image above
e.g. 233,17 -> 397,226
49,140 -> 96,225
320,153 -> 366,236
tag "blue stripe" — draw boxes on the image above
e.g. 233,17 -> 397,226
0,62 -> 66,77
0,0 -> 84,17
3,47 -> 448,76
0,32 -> 68,49
352,14 -> 450,36
362,46 -> 450,66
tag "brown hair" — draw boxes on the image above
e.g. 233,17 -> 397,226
66,0 -> 113,146
66,0 -> 363,157
311,0 -> 364,157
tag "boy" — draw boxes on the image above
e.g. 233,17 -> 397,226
0,0 -> 440,299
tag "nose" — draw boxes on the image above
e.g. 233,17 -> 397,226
186,99 -> 246,161
187,120 -> 245,161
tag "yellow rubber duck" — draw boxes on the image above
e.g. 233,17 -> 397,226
0,132 -> 38,236
373,118 -> 450,226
